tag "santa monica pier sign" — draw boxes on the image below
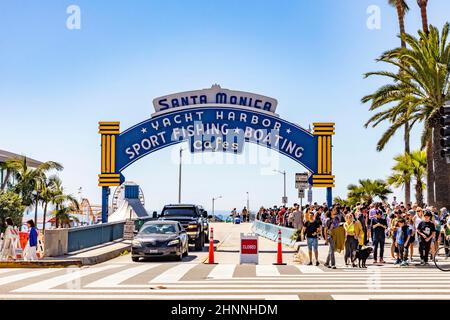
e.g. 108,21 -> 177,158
98,85 -> 335,222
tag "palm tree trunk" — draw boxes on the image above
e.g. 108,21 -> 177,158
404,122 -> 411,204
417,0 -> 429,35
415,178 -> 424,208
394,0 -> 411,204
396,0 -> 407,47
432,119 -> 450,208
43,202 -> 48,232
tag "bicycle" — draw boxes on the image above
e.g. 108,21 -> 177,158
434,238 -> 450,271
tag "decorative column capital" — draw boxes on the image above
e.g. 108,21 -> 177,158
313,123 -> 335,136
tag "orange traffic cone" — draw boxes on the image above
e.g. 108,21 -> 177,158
273,229 -> 286,265
208,227 -> 217,264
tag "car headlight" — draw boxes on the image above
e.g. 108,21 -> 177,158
167,239 -> 180,246
132,240 -> 143,247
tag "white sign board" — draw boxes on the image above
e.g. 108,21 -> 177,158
295,182 -> 309,189
153,85 -> 278,114
298,189 -> 305,198
240,233 -> 259,264
123,219 -> 135,240
295,173 -> 309,182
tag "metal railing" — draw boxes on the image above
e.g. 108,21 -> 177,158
67,216 -> 154,252
252,220 -> 297,247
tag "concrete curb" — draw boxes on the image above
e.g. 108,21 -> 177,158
77,245 -> 131,266
0,260 -> 82,268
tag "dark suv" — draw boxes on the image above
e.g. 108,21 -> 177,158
159,204 -> 209,251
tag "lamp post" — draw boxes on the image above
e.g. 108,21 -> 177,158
212,196 -> 222,217
178,147 -> 184,204
273,169 -> 287,206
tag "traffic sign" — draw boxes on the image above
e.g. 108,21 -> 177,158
295,172 -> 309,182
240,233 -> 259,264
298,189 -> 305,198
282,196 -> 288,204
295,182 -> 309,189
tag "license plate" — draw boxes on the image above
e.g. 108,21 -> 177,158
149,249 -> 158,253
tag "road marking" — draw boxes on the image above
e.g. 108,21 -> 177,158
13,265 -> 122,293
149,264 -> 197,283
0,294 -> 300,300
295,265 -> 324,273
207,264 -> 236,279
332,294 -> 450,300
85,264 -> 161,288
256,265 -> 280,277
16,288 -> 450,294
0,269 -> 56,286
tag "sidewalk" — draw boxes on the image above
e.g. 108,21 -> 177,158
0,239 -> 131,268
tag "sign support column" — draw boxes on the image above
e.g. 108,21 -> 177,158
98,122 -> 122,223
312,123 -> 335,208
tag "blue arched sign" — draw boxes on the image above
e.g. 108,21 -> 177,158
98,86 -> 335,222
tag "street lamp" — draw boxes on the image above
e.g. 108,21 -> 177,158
178,147 -> 184,204
212,196 -> 222,217
273,169 -> 287,206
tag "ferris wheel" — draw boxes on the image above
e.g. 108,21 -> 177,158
111,181 -> 145,214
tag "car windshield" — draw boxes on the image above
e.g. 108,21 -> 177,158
139,224 -> 177,234
162,207 -> 197,217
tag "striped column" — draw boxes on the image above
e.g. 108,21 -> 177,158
98,122 -> 121,187
312,123 -> 335,188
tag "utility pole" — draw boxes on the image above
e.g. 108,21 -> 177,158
212,196 -> 222,217
274,169 -> 287,206
178,147 -> 184,204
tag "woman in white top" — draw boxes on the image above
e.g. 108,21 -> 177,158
1,217 -> 18,261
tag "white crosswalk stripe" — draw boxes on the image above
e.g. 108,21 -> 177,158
206,264 -> 236,279
85,264 -> 161,288
3,263 -> 450,300
13,265 -> 122,293
149,263 -> 197,283
256,265 -> 280,277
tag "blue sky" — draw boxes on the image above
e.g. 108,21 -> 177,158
1,0 -> 450,213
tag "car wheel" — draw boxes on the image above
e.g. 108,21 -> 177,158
132,256 -> 140,262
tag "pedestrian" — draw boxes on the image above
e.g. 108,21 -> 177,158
241,207 -> 248,223
0,217 -> 18,261
344,213 -> 359,267
303,213 -> 321,266
231,208 -> 237,224
395,218 -> 411,266
390,210 -> 400,261
24,220 -> 38,261
417,211 -> 436,266
324,208 -> 339,269
369,210 -> 388,264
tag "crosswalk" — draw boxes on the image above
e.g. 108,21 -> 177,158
1,263 -> 450,300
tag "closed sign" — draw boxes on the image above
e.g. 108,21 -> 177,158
241,239 -> 258,254
240,233 -> 259,264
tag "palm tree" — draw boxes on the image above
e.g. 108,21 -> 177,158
387,150 -> 427,206
362,24 -> 450,209
347,179 -> 393,205
53,206 -> 80,228
417,0 -> 429,35
388,0 -> 412,204
409,150 -> 427,206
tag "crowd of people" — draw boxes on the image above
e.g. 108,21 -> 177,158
256,198 -> 450,268
0,218 -> 39,262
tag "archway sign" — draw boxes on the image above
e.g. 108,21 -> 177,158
98,85 -> 335,223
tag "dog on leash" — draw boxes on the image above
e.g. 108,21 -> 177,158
355,246 -> 373,268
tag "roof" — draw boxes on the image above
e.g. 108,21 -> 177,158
0,149 -> 43,168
